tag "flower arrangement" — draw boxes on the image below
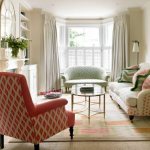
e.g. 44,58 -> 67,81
1,35 -> 28,57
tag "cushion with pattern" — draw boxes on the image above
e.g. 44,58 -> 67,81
118,69 -> 138,83
126,65 -> 139,70
142,75 -> 150,90
131,70 -> 150,91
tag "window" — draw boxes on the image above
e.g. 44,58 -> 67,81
57,20 -> 113,72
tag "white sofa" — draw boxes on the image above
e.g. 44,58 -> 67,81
109,62 -> 150,121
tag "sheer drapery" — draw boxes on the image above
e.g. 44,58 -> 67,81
41,12 -> 61,92
111,14 -> 128,81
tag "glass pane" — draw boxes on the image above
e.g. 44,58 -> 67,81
77,49 -> 84,65
68,27 -> 100,47
68,49 -> 76,67
85,49 -> 93,65
103,22 -> 113,47
94,49 -> 101,67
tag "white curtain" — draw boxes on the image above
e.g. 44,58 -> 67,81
111,14 -> 128,81
41,12 -> 61,92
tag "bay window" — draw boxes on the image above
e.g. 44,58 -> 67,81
57,20 -> 113,73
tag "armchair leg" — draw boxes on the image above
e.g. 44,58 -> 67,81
65,87 -> 68,93
129,115 -> 134,122
34,144 -> 39,150
69,126 -> 74,139
0,134 -> 4,149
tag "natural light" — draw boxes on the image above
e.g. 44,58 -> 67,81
57,21 -> 113,73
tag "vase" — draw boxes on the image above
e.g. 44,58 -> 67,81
18,49 -> 26,59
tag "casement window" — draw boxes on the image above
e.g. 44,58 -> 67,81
57,20 -> 113,73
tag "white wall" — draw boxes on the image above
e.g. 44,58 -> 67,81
142,2 -> 150,63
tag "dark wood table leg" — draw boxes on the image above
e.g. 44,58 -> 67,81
99,95 -> 101,108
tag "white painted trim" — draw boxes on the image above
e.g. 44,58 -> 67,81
65,18 -> 113,26
20,0 -> 32,10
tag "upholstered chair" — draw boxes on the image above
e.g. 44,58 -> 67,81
0,72 -> 75,150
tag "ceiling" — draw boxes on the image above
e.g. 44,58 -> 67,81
25,0 -> 149,19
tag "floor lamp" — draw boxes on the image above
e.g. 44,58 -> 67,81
132,40 -> 139,65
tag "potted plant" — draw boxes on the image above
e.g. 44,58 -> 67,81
1,35 -> 28,57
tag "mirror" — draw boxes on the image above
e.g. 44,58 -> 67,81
0,0 -> 16,38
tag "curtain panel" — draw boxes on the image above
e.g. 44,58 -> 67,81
40,12 -> 61,92
111,14 -> 129,81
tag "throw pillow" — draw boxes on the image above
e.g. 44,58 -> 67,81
132,69 -> 150,85
127,65 -> 139,70
142,75 -> 150,90
131,70 -> 150,91
118,69 -> 138,83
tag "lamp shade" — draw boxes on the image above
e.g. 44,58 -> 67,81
132,42 -> 139,53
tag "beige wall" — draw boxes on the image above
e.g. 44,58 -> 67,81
142,2 -> 150,63
30,9 -> 43,92
128,8 -> 143,65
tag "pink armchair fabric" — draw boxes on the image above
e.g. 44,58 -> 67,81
0,72 -> 75,150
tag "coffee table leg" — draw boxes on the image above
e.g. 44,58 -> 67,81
99,96 -> 101,108
88,96 -> 90,118
104,94 -> 105,118
71,94 -> 74,111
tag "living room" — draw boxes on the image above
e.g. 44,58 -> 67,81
0,0 -> 150,150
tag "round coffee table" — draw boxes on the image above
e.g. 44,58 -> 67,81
71,84 -> 105,118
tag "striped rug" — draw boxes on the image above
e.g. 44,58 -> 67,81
9,94 -> 150,142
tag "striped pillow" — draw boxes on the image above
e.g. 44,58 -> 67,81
142,75 -> 150,90
131,70 -> 150,91
118,69 -> 138,83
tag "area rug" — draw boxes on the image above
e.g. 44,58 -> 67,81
9,94 -> 150,142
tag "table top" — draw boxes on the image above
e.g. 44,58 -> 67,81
71,84 -> 105,97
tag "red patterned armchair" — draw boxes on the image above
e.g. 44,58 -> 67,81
0,72 -> 75,150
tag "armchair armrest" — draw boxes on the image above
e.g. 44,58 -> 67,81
137,89 -> 150,114
31,98 -> 68,117
61,74 -> 69,81
105,74 -> 110,81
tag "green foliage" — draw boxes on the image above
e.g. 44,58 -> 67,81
1,35 -> 28,57
69,29 -> 85,47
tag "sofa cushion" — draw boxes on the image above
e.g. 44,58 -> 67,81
65,79 -> 107,87
132,69 -> 150,85
131,70 -> 150,91
118,87 -> 139,107
142,75 -> 150,90
109,82 -> 139,107
139,62 -> 150,70
127,65 -> 139,70
109,82 -> 132,95
118,69 -> 138,83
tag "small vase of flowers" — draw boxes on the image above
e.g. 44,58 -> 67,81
1,35 -> 28,58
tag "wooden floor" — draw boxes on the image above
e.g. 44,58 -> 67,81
3,139 -> 150,150
3,141 -> 150,150
4,94 -> 150,150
